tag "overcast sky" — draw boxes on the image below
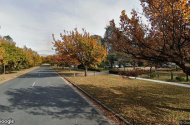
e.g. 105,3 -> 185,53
0,0 -> 142,56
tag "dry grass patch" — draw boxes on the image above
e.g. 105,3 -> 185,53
67,75 -> 190,125
0,67 -> 39,84
52,67 -> 94,76
140,72 -> 190,85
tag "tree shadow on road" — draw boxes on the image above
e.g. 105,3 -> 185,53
0,85 -> 109,124
18,72 -> 59,78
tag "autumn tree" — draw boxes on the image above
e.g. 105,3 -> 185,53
0,31 -> 42,73
53,28 -> 107,76
22,46 -> 41,67
54,54 -> 79,69
104,25 -> 115,53
0,36 -> 5,65
107,0 -> 190,75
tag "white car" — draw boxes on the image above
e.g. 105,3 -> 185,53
114,65 -> 119,68
104,65 -> 111,68
125,64 -> 132,67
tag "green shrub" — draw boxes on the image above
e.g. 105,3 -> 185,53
150,73 -> 157,78
78,64 -> 102,72
88,68 -> 102,72
176,76 -> 185,81
109,69 -> 119,74
109,68 -> 150,77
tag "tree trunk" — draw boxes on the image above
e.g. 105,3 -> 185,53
69,66 -> 71,72
111,63 -> 113,69
155,66 -> 157,72
150,66 -> 152,73
186,74 -> 189,82
157,71 -> 159,78
176,62 -> 190,76
133,66 -> 135,70
85,66 -> 88,76
171,71 -> 173,81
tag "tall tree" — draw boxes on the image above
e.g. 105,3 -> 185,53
107,0 -> 190,75
53,28 -> 107,76
104,25 -> 115,53
106,53 -> 118,68
0,36 -> 5,65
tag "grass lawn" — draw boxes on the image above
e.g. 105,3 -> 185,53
139,71 -> 190,85
0,66 -> 39,84
52,66 -> 94,76
67,75 -> 190,125
118,67 -> 190,85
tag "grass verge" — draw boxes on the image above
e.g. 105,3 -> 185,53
67,74 -> 190,125
52,66 -> 94,76
140,72 -> 190,85
0,66 -> 39,84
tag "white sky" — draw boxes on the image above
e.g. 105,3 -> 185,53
0,0 -> 143,56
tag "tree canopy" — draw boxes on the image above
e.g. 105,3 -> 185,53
106,0 -> 190,75
0,35 -> 42,72
53,28 -> 107,76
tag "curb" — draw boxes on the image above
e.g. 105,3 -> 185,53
64,77 -> 130,125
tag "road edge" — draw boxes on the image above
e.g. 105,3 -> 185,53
51,67 -> 130,125
64,77 -> 130,125
0,66 -> 39,85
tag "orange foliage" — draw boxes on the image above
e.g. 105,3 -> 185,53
0,36 -> 5,65
107,0 -> 190,75
53,28 -> 107,76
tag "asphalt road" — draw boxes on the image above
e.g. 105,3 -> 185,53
0,66 -> 114,125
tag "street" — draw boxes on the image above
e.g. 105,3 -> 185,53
0,66 -> 113,125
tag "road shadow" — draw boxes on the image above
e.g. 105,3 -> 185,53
18,67 -> 59,78
18,72 -> 59,78
0,85 -> 109,124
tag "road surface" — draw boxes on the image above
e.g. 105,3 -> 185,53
0,66 -> 114,125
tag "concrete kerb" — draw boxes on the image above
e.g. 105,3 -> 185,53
51,68 -> 116,125
64,77 -> 130,125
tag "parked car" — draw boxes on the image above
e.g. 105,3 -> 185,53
114,65 -> 119,68
119,64 -> 124,68
169,63 -> 176,68
125,64 -> 132,67
162,64 -> 170,68
133,64 -> 138,67
104,65 -> 111,69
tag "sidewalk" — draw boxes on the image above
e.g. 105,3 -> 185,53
63,70 -> 190,88
109,74 -> 190,88
129,77 -> 190,88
